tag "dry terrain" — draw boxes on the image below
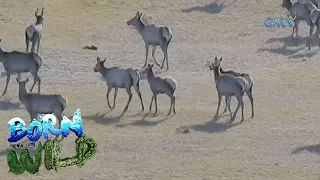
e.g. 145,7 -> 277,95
0,0 -> 320,179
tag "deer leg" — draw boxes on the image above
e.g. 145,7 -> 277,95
106,86 -> 113,109
168,95 -> 175,115
113,87 -> 118,109
223,96 -> 230,113
227,97 -> 233,120
133,84 -> 144,111
168,96 -> 173,115
55,113 -> 64,141
160,45 -> 168,70
30,73 -> 41,93
172,96 -> 176,114
31,39 -> 36,53
25,32 -> 29,52
149,96 -> 154,112
316,20 -> 320,47
295,21 -> 299,40
231,96 -> 242,122
152,46 -> 161,66
153,93 -> 158,116
240,98 -> 244,122
37,39 -> 40,52
246,87 -> 254,118
213,93 -> 222,121
144,44 -> 149,68
1,73 -> 11,97
308,24 -> 314,50
120,88 -> 133,117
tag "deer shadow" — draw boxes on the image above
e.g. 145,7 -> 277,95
116,112 -> 173,127
189,120 -> 242,134
83,112 -> 121,125
181,1 -> 227,14
0,97 -> 22,110
291,144 -> 320,155
258,35 -> 320,58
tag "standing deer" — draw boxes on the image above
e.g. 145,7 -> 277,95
127,11 -> 173,70
282,0 -> 320,49
25,8 -> 44,53
16,76 -> 67,140
140,64 -> 177,116
0,39 -> 42,97
93,57 -> 144,116
207,57 -> 249,122
205,59 -> 254,118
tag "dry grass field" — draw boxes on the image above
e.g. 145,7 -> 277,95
1,0 -> 320,179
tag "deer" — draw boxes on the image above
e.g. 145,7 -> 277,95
0,39 -> 42,97
282,0 -> 320,49
127,11 -> 173,70
25,8 -> 44,53
16,76 -> 67,140
93,57 -> 144,117
205,59 -> 254,118
207,57 -> 250,123
140,64 -> 177,116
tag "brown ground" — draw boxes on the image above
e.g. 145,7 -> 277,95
0,0 -> 320,179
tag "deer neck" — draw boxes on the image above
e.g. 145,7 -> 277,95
146,69 -> 155,81
219,66 -> 226,74
18,85 -> 28,105
283,0 -> 292,11
135,19 -> 145,35
99,66 -> 108,78
213,66 -> 221,82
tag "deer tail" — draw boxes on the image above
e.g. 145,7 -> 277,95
128,68 -> 140,88
57,95 -> 67,111
164,77 -> 177,93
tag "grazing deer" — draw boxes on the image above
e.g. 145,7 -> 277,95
206,59 -> 254,118
16,76 -> 67,140
282,0 -> 320,49
207,57 -> 249,122
93,57 -> 144,116
25,8 -> 44,53
140,64 -> 176,115
127,11 -> 173,70
0,39 -> 42,97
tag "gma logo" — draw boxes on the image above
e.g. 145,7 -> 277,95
264,12 -> 296,28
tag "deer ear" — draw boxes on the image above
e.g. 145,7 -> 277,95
219,57 -> 223,62
97,57 -> 100,61
136,11 -> 140,16
102,58 -> 106,63
139,12 -> 143,17
35,8 -> 39,16
41,8 -> 44,16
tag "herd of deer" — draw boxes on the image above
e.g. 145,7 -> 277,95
0,6 -> 261,140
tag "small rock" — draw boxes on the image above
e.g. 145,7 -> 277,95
176,126 -> 190,134
302,58 -> 307,62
